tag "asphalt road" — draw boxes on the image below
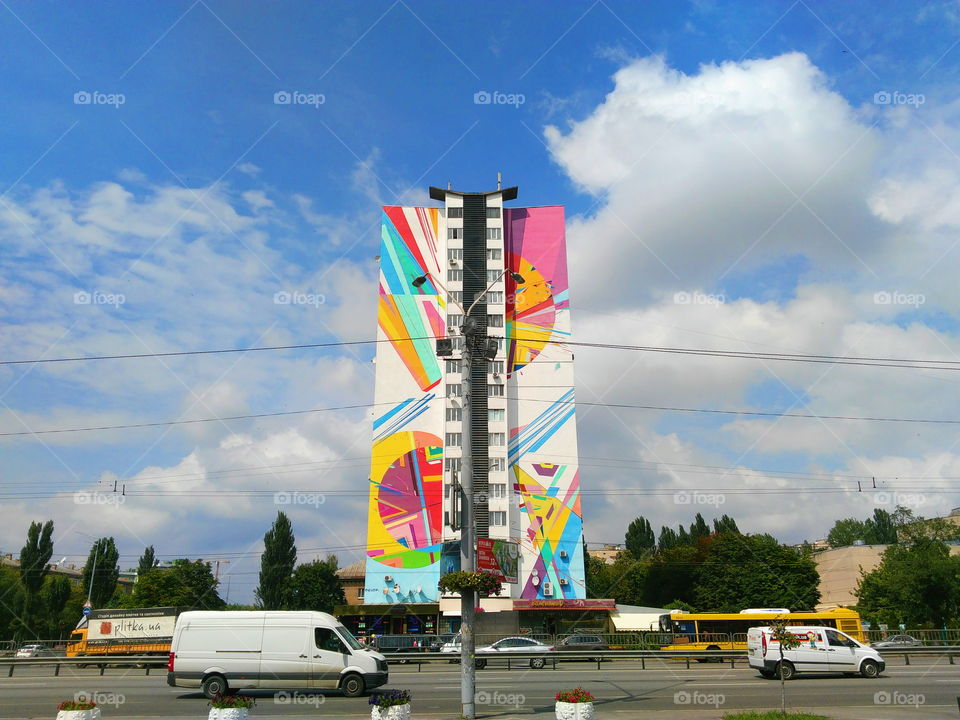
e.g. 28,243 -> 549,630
1,658 -> 958,719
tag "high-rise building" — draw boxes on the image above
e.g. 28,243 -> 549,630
361,183 -> 586,631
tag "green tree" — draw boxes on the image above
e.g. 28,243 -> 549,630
81,538 -> 120,608
41,575 -> 72,637
676,525 -> 691,547
689,513 -> 711,541
657,526 -> 679,551
827,518 -> 869,547
712,514 -> 740,534
137,546 -> 158,577
127,559 -> 224,609
856,536 -> 960,627
287,556 -> 345,613
644,545 -> 700,606
0,565 -> 25,639
593,552 -> 648,605
693,534 -> 820,612
624,517 -> 656,557
18,520 -> 54,637
584,552 -> 609,599
769,619 -> 802,712
256,511 -> 297,610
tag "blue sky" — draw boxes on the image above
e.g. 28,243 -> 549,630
4,1 -> 960,602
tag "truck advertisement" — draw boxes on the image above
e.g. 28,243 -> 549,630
67,607 -> 179,657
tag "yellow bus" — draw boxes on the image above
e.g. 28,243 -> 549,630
659,608 -> 865,654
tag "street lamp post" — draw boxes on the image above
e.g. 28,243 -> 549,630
414,268 -> 523,719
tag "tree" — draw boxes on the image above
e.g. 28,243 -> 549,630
676,525 -> 691,547
713,514 -> 740,535
287,556 -> 345,613
256,512 -> 297,610
693,534 -> 820,612
81,538 -> 120,608
864,508 -> 897,544
644,545 -> 701,607
40,575 -> 72,638
624,517 -> 655,557
18,520 -> 54,637
137,546 -> 158,577
657,526 -> 679,551
127,559 -> 225,609
592,552 -> 648,606
856,536 -> 960,627
0,565 -> 25,639
689,513 -> 711,541
827,518 -> 869,547
769,619 -> 802,714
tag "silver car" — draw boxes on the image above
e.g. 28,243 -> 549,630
871,634 -> 922,649
475,636 -> 554,669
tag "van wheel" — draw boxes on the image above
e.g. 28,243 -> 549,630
530,657 -> 546,669
776,660 -> 795,681
201,674 -> 228,699
341,673 -> 365,697
860,659 -> 880,678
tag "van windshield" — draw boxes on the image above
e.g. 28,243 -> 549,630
336,626 -> 365,651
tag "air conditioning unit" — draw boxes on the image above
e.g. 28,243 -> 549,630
559,578 -> 569,586
449,258 -> 459,266
384,575 -> 393,582
542,581 -> 553,597
559,550 -> 568,559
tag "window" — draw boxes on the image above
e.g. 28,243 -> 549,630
445,510 -> 462,527
485,227 -> 502,240
485,207 -> 501,218
448,207 -> 463,218
486,270 -> 502,283
486,291 -> 503,304
490,511 -> 506,526
445,432 -> 462,446
450,291 -> 463,303
357,588 -> 364,599
451,337 -> 463,350
448,227 -> 463,239
447,383 -> 462,397
444,484 -> 451,498
445,457 -> 462,472
490,457 -> 506,471
488,384 -> 504,396
448,269 -> 463,282
445,407 -> 462,422
488,432 -> 505,446
488,408 -> 504,422
448,313 -> 463,328
448,248 -> 463,261
486,248 -> 502,260
490,483 -> 506,499
315,628 -> 348,654
445,359 -> 461,373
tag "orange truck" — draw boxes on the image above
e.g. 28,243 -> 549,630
67,607 -> 179,659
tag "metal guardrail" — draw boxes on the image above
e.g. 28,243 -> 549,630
2,646 -> 957,677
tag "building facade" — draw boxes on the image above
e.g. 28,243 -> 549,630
363,185 -> 585,615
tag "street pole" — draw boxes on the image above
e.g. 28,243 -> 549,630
86,541 -> 99,608
459,318 -> 477,719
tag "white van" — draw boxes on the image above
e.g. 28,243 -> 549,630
167,611 -> 387,698
747,625 -> 884,680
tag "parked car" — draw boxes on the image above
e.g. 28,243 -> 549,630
430,634 -> 456,652
474,636 -> 554,669
871,634 -> 922,649
555,633 -> 609,661
15,644 -> 50,658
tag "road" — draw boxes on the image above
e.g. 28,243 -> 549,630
1,658 -> 957,719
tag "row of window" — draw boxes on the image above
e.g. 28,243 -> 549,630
445,432 -> 506,446
449,314 -> 504,328
446,270 -> 507,283
447,384 -> 505,398
444,482 -> 509,499
443,457 -> 507,472
448,247 -> 502,260
443,510 -> 507,527
444,359 -> 504,373
444,207 -> 500,219
445,407 -> 505,422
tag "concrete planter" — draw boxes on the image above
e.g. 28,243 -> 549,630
371,704 -> 412,720
55,711 -> 101,720
555,701 -> 594,720
207,709 -> 249,720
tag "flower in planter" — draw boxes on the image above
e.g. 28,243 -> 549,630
555,687 -> 595,703
369,689 -> 411,709
57,701 -> 97,711
437,570 -> 503,596
209,693 -> 256,709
